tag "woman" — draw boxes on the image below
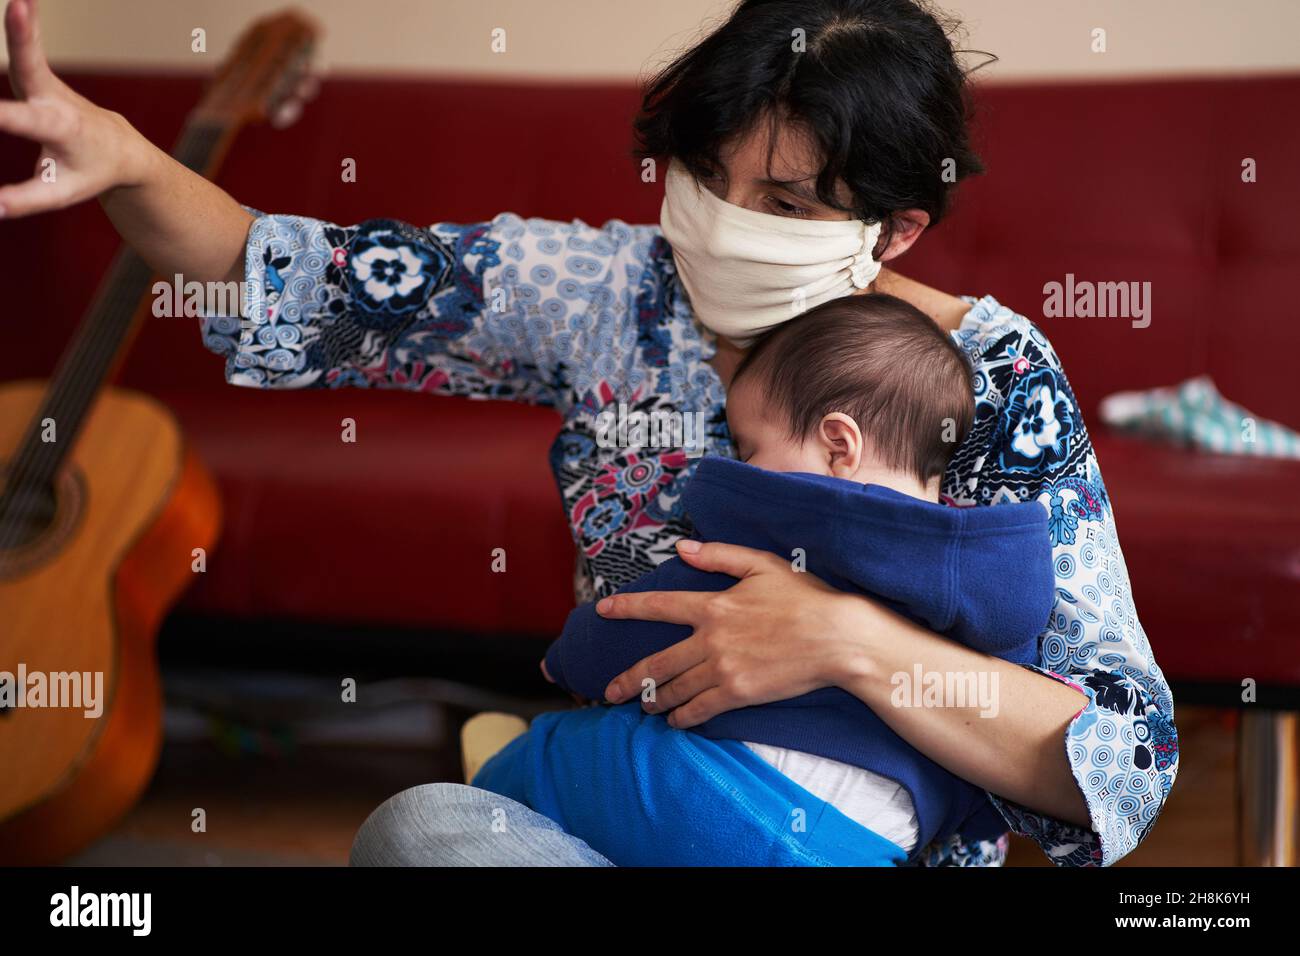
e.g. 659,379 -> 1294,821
0,0 -> 1177,866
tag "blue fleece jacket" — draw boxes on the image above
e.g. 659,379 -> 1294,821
543,455 -> 1055,855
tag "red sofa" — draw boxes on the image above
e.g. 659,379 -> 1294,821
2,72 -> 1298,691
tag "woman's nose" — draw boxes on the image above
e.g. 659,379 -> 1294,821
720,185 -> 760,212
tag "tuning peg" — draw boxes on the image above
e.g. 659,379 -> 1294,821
270,98 -> 304,129
296,73 -> 320,103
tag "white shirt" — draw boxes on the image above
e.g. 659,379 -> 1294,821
744,742 -> 920,853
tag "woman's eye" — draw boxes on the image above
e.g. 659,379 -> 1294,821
769,196 -> 809,217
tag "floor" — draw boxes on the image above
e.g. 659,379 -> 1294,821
70,703 -> 1243,867
71,744 -> 447,866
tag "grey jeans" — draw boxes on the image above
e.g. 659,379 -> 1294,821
349,783 -> 613,867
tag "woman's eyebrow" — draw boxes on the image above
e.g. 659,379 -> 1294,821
763,176 -> 822,204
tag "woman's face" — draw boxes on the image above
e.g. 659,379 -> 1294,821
692,120 -> 931,262
696,123 -> 855,222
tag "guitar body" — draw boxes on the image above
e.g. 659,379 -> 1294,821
0,381 -> 221,863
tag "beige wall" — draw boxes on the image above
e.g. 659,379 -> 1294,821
7,0 -> 1300,81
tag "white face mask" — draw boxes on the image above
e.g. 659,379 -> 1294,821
659,160 -> 883,347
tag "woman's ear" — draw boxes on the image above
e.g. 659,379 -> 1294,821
817,413 -> 864,479
874,208 -> 931,262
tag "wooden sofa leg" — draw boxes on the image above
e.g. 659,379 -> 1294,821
1238,709 -> 1297,866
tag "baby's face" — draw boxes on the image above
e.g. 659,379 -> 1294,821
725,371 -> 939,502
725,375 -> 833,475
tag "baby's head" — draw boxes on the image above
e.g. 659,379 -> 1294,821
725,293 -> 974,501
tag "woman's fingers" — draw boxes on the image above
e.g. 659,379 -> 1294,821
640,661 -> 716,715
0,97 -> 68,142
0,97 -> 81,218
665,687 -> 733,729
674,539 -> 786,578
596,587 -> 710,626
0,6 -> 112,220
604,638 -> 707,704
5,0 -> 56,100
0,170 -> 71,218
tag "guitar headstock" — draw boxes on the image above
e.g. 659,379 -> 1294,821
191,9 -> 321,130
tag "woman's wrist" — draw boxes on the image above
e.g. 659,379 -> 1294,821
115,112 -> 163,189
820,589 -> 888,688
91,108 -> 163,200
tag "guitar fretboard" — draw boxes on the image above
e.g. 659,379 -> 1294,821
0,120 -> 230,535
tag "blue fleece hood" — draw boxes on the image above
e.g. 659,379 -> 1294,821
683,456 -> 1054,659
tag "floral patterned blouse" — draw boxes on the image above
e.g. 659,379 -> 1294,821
201,211 -> 1179,867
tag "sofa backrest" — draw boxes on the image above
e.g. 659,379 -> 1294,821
2,72 -> 1296,430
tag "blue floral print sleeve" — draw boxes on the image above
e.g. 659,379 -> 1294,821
204,213 -> 1177,867
203,212 -> 667,404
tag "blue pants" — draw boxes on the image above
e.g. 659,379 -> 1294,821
473,702 -> 906,867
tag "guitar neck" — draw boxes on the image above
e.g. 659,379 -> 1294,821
0,8 -> 319,536
2,118 -> 236,503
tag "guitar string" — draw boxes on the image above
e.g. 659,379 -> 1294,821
24,252 -> 157,479
0,249 -> 156,555
4,149 -> 186,494
29,123 -> 211,465
34,128 -> 210,456
0,254 -> 153,555
3,48 -> 301,525
0,123 -> 221,558
16,121 -> 217,484
41,122 -> 222,453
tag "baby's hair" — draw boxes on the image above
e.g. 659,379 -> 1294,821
731,293 -> 974,483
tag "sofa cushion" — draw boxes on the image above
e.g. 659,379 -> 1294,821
162,387 -> 576,634
1093,431 -> 1300,684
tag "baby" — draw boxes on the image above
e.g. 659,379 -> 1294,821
474,293 -> 1055,866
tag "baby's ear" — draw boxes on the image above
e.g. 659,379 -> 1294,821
818,413 -> 864,477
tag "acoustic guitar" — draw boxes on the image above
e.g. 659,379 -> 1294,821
0,10 -> 319,864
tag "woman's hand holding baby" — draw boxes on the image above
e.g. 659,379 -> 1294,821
598,537 -> 1092,824
598,539 -> 873,727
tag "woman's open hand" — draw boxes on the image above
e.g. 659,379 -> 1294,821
0,0 -> 155,218
598,540 -> 871,727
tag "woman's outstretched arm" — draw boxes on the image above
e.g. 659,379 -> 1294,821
0,0 -> 252,283
3,0 -> 654,408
